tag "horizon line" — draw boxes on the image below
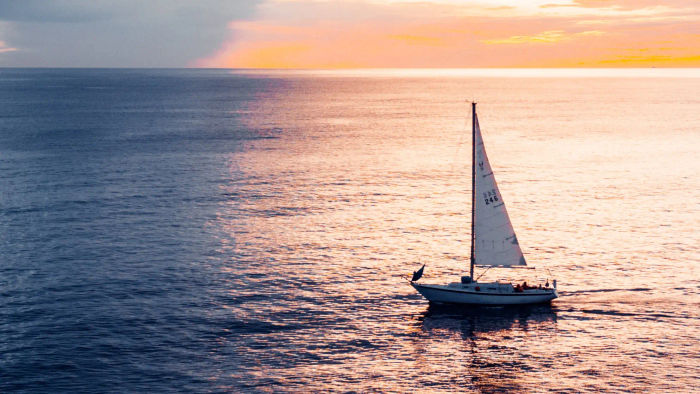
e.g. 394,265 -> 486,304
2,67 -> 698,78
1,66 -> 700,69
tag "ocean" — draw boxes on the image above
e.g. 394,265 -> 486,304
0,68 -> 698,392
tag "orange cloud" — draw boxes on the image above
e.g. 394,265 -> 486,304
544,0 -> 700,11
483,30 -> 604,44
598,54 -> 700,65
193,0 -> 700,68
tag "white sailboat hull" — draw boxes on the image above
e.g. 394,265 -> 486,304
412,283 -> 557,305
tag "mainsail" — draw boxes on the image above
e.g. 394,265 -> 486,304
472,112 -> 527,267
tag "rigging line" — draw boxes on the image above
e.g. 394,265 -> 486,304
476,266 -> 491,280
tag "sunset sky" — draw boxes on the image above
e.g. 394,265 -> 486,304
1,0 -> 698,68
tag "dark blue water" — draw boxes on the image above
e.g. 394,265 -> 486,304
0,69 -> 277,391
1,69 -> 698,392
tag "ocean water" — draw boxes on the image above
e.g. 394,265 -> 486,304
0,68 -> 698,392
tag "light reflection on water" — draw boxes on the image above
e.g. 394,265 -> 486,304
1,69 -> 697,392
211,72 -> 699,391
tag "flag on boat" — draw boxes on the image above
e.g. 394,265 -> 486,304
411,264 -> 425,282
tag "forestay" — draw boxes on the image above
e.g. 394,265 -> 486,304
472,114 -> 527,267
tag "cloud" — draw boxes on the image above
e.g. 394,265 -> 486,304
0,39 -> 16,53
597,54 -> 700,65
0,0 -> 114,23
0,0 -> 261,67
483,30 -> 604,44
545,0 -> 700,11
1,0 -> 698,67
194,0 -> 700,68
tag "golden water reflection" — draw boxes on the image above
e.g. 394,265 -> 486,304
209,72 -> 700,391
415,305 -> 558,393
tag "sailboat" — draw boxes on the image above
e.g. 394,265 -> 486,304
411,103 -> 558,305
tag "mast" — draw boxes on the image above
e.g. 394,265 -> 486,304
470,102 -> 476,280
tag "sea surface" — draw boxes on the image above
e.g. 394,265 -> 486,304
0,68 -> 698,392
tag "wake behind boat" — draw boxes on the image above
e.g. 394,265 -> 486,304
411,103 -> 558,306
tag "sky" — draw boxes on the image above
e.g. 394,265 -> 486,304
0,0 -> 698,68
